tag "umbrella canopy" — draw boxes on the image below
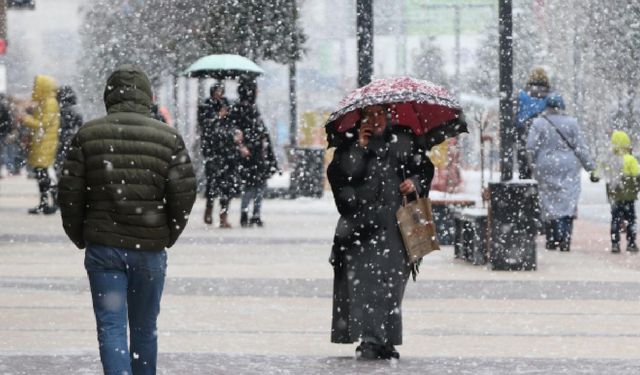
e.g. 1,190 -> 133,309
184,54 -> 265,79
325,77 -> 468,148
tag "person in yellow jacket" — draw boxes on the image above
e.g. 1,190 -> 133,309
591,130 -> 640,252
18,75 -> 60,214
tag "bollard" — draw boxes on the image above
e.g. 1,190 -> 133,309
488,181 -> 538,270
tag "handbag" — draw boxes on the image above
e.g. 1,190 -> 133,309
396,194 -> 440,264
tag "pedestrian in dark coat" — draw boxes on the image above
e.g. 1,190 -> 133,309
0,94 -> 13,169
229,79 -> 278,227
327,105 -> 434,360
201,104 -> 243,228
199,83 -> 237,226
55,85 -> 83,180
58,65 -> 197,375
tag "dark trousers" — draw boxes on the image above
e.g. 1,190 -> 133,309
241,185 -> 265,218
34,167 -> 52,195
516,126 -> 532,179
204,161 -> 230,213
545,217 -> 574,246
85,244 -> 167,375
611,200 -> 637,245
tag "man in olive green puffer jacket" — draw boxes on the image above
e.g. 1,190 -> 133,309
58,65 -> 196,375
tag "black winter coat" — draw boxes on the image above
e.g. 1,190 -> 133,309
327,128 -> 434,345
0,96 -> 12,142
198,97 -> 229,129
56,90 -> 83,172
229,101 -> 278,188
58,65 -> 197,251
201,116 -> 241,198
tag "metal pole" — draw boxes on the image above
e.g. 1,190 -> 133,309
454,5 -> 461,89
357,0 -> 374,87
499,0 -> 513,181
289,0 -> 299,147
288,61 -> 297,147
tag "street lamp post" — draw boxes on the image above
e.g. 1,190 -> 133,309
356,0 -> 373,87
288,0 -> 299,147
498,0 -> 514,181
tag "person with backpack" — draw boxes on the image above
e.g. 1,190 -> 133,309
515,68 -> 551,179
591,130 -> 640,253
526,93 -> 595,252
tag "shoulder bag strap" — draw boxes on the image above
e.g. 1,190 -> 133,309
541,114 -> 592,170
541,114 -> 576,151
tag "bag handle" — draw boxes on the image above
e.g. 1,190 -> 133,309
402,191 -> 420,207
400,165 -> 421,207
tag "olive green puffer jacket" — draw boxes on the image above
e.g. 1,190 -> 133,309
58,65 -> 196,251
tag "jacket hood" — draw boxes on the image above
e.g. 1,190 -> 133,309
611,130 -> 632,155
103,64 -> 153,115
57,85 -> 78,107
32,75 -> 58,102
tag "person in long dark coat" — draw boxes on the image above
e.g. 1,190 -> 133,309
0,94 -> 13,170
229,79 -> 278,227
55,86 -> 83,180
201,104 -> 242,228
327,105 -> 434,360
199,83 -> 235,226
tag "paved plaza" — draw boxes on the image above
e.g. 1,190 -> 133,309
1,174 -> 640,374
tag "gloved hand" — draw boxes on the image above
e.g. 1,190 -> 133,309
590,171 -> 600,183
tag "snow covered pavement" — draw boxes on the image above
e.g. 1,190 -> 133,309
1,174 -> 640,374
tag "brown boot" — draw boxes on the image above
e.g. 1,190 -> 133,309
219,212 -> 232,229
204,206 -> 213,225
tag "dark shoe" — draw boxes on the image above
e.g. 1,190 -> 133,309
29,203 -> 57,215
28,204 -> 45,214
612,243 -> 621,253
355,342 -> 385,360
559,242 -> 570,252
204,206 -> 213,225
240,212 -> 249,227
250,216 -> 263,227
627,243 -> 639,252
42,204 -> 58,215
383,344 -> 400,359
219,213 -> 232,229
545,242 -> 557,250
28,195 -> 48,214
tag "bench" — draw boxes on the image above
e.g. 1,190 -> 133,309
431,199 -> 475,245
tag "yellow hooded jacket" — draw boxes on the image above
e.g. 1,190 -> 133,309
605,130 -> 640,202
22,75 -> 60,168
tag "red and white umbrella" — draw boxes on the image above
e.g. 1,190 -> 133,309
325,77 -> 467,147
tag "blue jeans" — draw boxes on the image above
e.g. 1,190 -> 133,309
611,200 -> 637,244
85,244 -> 167,375
241,185 -> 264,217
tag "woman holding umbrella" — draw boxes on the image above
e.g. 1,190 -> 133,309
326,77 -> 467,360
